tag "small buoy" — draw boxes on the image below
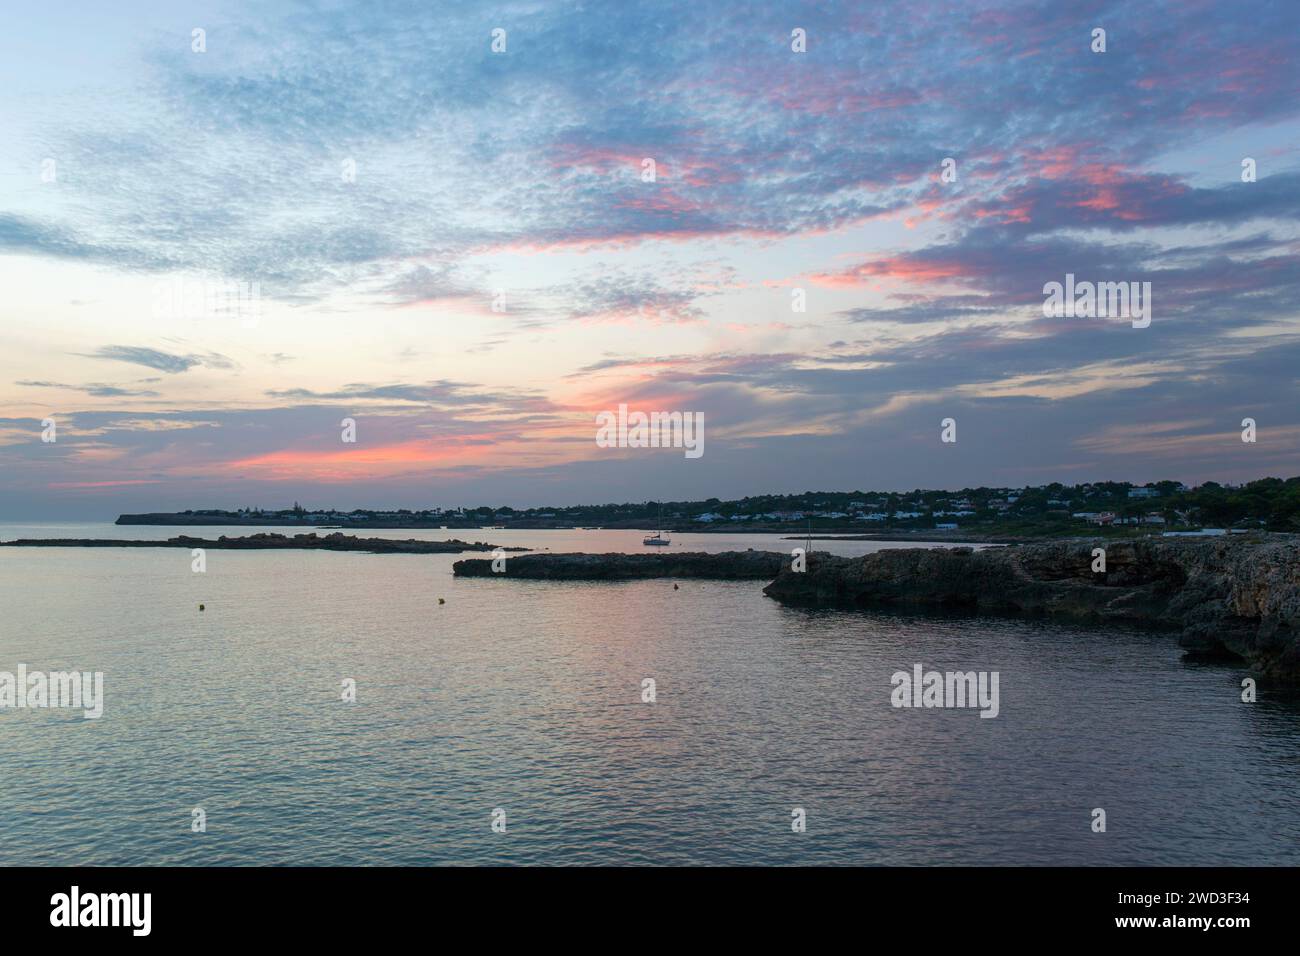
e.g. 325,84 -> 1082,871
438,598 -> 445,605
199,604 -> 205,611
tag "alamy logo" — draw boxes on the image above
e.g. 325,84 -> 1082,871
891,663 -> 1000,718
152,276 -> 262,327
1042,273 -> 1151,328
0,664 -> 103,718
50,886 -> 151,936
595,403 -> 704,459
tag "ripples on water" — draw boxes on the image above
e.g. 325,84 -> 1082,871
1,524 -> 1297,865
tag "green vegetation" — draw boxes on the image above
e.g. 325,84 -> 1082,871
161,476 -> 1300,533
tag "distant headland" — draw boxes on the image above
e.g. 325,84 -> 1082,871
115,477 -> 1300,539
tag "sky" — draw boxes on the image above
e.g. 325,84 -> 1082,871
1,0 -> 1299,519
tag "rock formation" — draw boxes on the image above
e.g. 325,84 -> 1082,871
762,537 -> 1300,677
453,550 -> 787,579
1,532 -> 519,554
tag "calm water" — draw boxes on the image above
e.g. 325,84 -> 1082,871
1,523 -> 1297,865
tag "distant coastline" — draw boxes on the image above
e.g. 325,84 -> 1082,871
113,479 -> 1300,539
113,511 -> 1021,540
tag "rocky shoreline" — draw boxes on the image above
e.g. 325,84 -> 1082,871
763,537 -> 1300,678
1,532 -> 521,554
453,550 -> 787,579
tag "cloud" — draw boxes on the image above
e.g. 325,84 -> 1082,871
16,379 -> 161,397
2,0 -> 1300,516
561,273 -> 707,324
79,346 -> 236,374
7,0 -> 1287,292
264,379 -> 556,413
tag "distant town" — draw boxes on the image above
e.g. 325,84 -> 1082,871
116,476 -> 1300,538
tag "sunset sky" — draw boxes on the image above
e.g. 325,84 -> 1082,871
2,0 -> 1299,518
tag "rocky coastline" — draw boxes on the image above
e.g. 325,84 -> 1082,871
763,537 -> 1300,678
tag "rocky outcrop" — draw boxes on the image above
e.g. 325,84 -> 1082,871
454,550 -> 787,579
762,537 -> 1300,678
1,532 -> 521,554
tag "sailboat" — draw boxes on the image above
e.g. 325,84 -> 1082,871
643,504 -> 671,546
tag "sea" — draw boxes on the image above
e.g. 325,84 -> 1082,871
1,523 -> 1297,865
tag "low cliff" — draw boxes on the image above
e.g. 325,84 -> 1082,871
762,538 -> 1300,678
454,550 -> 787,579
